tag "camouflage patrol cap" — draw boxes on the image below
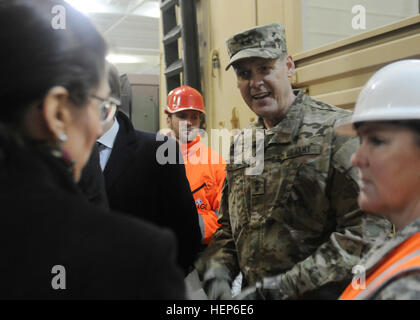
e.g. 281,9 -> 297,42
225,23 -> 287,71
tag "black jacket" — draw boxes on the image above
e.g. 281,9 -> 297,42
0,127 -> 185,299
103,112 -> 201,273
78,143 -> 109,209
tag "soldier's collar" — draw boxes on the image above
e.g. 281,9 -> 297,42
264,90 -> 305,145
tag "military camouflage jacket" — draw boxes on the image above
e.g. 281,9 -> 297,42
355,218 -> 420,300
196,90 -> 392,299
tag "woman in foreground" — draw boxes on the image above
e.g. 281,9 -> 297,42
337,59 -> 420,300
0,0 -> 184,299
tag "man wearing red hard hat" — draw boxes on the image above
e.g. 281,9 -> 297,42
166,86 -> 226,245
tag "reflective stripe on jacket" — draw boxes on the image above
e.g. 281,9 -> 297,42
181,135 -> 226,244
340,232 -> 420,300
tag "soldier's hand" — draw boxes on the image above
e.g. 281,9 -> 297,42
235,284 -> 262,300
205,278 -> 232,300
236,275 -> 284,300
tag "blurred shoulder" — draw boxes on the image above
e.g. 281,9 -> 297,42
374,273 -> 420,300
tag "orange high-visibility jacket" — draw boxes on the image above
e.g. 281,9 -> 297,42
180,135 -> 226,244
340,232 -> 420,300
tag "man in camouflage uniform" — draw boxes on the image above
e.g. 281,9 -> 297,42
195,23 -> 392,300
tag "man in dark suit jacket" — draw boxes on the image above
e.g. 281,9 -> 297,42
78,143 -> 109,209
101,110 -> 202,274
96,65 -> 201,274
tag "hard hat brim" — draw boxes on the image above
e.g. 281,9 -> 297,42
165,106 -> 206,115
334,107 -> 420,136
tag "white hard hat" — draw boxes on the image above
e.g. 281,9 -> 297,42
335,59 -> 420,135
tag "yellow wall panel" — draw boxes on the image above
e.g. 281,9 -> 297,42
257,0 -> 285,26
293,15 -> 420,110
294,32 -> 420,86
200,0 -> 257,136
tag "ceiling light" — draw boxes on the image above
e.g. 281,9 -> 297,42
64,0 -> 108,15
133,1 -> 160,18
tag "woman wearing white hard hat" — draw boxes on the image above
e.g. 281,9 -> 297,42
337,59 -> 420,300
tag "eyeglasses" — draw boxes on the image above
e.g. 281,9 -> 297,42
90,95 -> 120,124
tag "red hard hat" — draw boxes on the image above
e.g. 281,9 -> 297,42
165,86 -> 206,115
